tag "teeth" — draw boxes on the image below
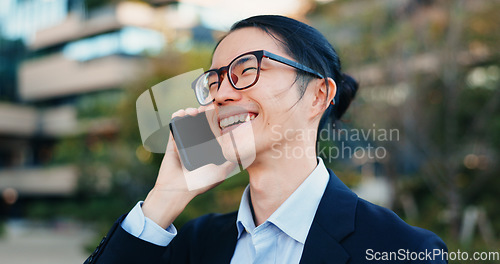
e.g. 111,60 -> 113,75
220,113 -> 256,129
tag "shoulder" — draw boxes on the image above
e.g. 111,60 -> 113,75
347,197 -> 446,252
341,198 -> 448,263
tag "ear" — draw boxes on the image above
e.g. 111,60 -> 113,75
310,77 -> 336,119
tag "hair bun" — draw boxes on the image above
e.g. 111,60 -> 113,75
333,73 -> 359,120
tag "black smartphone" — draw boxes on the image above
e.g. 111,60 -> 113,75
169,111 -> 227,171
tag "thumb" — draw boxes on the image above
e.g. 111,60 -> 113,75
163,131 -> 181,168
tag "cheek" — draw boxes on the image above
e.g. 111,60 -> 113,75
242,76 -> 304,134
205,109 -> 220,135
257,73 -> 295,98
249,84 -> 300,115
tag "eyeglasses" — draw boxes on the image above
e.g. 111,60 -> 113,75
192,50 -> 324,105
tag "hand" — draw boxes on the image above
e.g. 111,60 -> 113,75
142,106 -> 235,228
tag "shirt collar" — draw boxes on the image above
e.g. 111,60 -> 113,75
236,186 -> 255,237
236,157 -> 330,244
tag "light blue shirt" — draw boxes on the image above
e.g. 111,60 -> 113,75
121,158 -> 329,263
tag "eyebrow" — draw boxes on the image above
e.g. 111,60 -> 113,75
208,56 -> 252,72
232,57 -> 252,68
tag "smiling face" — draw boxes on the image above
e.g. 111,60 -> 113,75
206,27 -> 324,166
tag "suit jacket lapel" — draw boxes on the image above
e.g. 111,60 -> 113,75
300,169 -> 358,264
204,170 -> 359,264
201,213 -> 238,263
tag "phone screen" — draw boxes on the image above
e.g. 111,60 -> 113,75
169,111 -> 227,171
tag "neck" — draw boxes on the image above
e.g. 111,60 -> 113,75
246,141 -> 318,226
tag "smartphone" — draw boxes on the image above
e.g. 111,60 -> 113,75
169,111 -> 227,171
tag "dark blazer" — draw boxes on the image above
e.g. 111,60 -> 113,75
85,170 -> 447,264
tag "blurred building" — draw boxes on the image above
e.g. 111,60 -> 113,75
0,0 -> 310,217
0,0 -> 206,211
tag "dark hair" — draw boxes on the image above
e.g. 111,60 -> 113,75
227,15 -> 358,129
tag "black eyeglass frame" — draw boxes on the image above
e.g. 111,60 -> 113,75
192,50 -> 325,105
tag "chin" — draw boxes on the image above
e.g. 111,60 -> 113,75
217,121 -> 256,169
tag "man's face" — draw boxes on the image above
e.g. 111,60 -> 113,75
205,27 -> 317,165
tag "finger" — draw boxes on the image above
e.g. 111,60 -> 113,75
198,104 -> 213,112
163,133 -> 182,173
165,131 -> 178,154
171,109 -> 186,119
185,107 -> 198,116
158,132 -> 181,174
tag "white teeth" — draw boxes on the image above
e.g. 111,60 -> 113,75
220,113 -> 256,129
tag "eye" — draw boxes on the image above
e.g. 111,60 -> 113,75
206,72 -> 219,90
208,81 -> 219,91
241,67 -> 257,74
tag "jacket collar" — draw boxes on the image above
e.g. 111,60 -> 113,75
235,158 -> 330,244
299,169 -> 358,264
211,169 -> 358,264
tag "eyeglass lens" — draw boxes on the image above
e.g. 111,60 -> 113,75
195,54 -> 259,105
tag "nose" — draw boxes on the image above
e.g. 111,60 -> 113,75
213,72 -> 242,105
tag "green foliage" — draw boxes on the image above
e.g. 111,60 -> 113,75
84,0 -> 120,11
310,0 -> 500,249
76,90 -> 125,119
